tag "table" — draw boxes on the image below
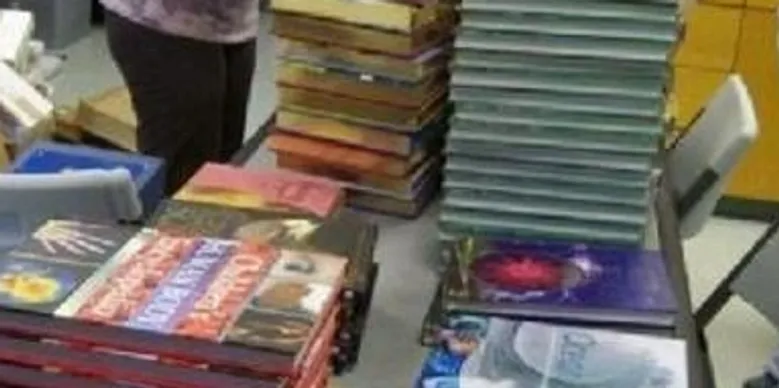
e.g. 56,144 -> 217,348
235,122 -> 717,388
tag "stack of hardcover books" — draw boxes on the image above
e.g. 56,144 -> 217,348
0,162 -> 380,386
265,0 -> 458,218
439,0 -> 680,246
415,237 -> 688,387
170,162 -> 381,374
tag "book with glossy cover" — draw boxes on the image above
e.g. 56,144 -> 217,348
415,317 -> 687,388
275,107 -> 448,157
0,220 -> 139,314
268,132 -> 428,177
173,162 -> 343,218
439,238 -> 677,328
276,38 -> 450,83
273,12 -> 454,57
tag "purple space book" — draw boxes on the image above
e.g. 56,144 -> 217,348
443,238 -> 679,329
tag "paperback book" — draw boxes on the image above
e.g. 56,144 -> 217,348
415,317 -> 688,388
438,238 -> 677,329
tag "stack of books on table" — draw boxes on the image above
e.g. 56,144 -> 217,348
265,0 -> 458,218
415,237 -> 689,387
439,0 -> 681,246
0,162 -> 380,386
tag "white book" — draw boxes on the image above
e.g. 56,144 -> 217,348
0,10 -> 34,72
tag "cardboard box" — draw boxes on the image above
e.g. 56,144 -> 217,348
0,9 -> 34,72
76,87 -> 138,151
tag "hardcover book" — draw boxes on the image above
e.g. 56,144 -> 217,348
270,0 -> 455,33
273,12 -> 454,57
439,238 -> 677,329
444,153 -> 651,190
173,162 -> 344,218
415,318 -> 688,388
461,0 -> 678,23
0,220 -> 139,314
278,84 -> 448,128
439,208 -> 645,247
275,108 -> 448,157
276,38 -> 450,83
278,152 -> 441,196
267,132 -> 428,177
277,59 -> 449,108
148,199 -> 376,299
347,170 -> 441,217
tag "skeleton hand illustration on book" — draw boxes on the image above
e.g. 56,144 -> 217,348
33,221 -> 116,256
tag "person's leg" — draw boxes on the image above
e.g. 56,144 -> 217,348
104,11 -> 226,193
220,39 -> 257,162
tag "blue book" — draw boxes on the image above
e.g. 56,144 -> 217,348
441,238 -> 677,329
11,141 -> 165,216
415,317 -> 688,388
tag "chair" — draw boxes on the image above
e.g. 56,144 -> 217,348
0,168 -> 142,251
668,74 -> 759,239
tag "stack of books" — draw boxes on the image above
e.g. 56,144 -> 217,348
415,237 -> 688,386
439,0 -> 680,246
0,162 -> 380,385
265,0 -> 458,218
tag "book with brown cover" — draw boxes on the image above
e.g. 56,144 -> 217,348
173,162 -> 344,218
272,12 -> 454,57
276,59 -> 449,108
267,131 -> 427,177
347,169 -> 441,218
270,0 -> 455,33
278,84 -> 447,128
276,37 -> 449,83
275,107 -> 448,157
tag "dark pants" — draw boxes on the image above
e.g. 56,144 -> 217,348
104,11 -> 257,193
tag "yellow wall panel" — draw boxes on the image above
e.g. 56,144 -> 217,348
673,4 -> 743,71
726,9 -> 779,201
699,0 -> 746,7
672,66 -> 730,131
745,0 -> 778,9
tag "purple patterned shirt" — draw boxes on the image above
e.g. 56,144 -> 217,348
101,0 -> 260,43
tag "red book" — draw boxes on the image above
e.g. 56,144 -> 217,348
175,162 -> 344,218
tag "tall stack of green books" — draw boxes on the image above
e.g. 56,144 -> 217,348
440,0 -> 681,246
266,0 -> 458,218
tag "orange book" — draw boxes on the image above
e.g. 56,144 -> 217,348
267,132 -> 426,178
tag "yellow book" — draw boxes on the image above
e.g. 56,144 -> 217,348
272,12 -> 453,57
672,4 -> 742,71
278,85 -> 447,128
270,0 -> 454,33
276,60 -> 448,108
276,38 -> 449,83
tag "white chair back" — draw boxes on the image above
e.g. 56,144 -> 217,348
669,75 -> 758,239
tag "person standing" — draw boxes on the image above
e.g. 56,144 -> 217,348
100,0 -> 260,193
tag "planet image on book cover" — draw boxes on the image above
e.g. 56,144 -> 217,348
471,244 -> 600,303
0,259 -> 78,308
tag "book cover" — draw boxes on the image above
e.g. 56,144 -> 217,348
0,220 -> 138,314
273,12 -> 454,57
415,318 -> 688,388
173,162 -> 343,218
347,170 -> 441,217
278,84 -> 448,128
276,37 -> 449,83
277,59 -> 449,108
440,238 -> 676,328
267,132 -> 428,177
